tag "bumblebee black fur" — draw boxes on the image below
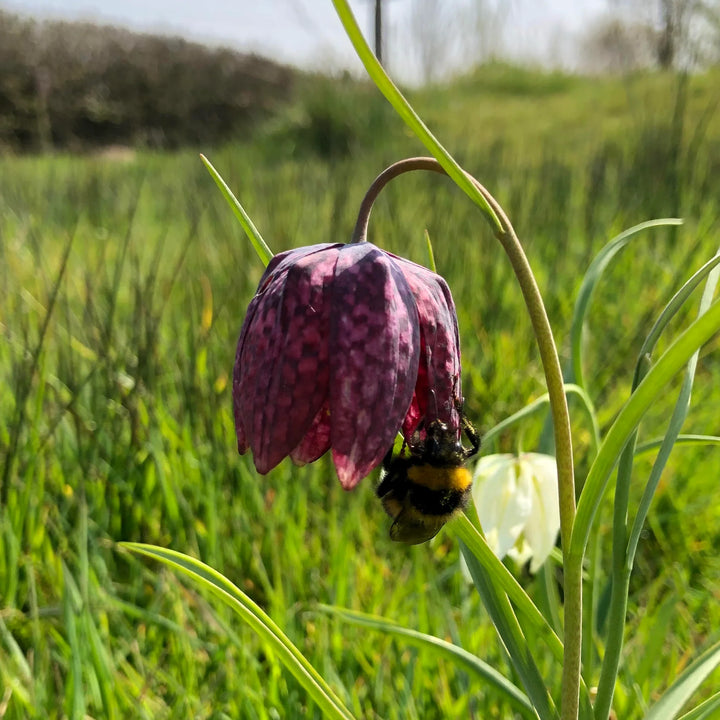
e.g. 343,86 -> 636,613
376,414 -> 480,544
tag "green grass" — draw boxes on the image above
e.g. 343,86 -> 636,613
1,64 -> 720,718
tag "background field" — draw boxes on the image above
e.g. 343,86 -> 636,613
1,64 -> 720,718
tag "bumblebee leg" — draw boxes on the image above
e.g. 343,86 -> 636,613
454,395 -> 480,459
461,413 -> 481,459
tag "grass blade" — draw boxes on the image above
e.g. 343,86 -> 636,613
316,604 -> 535,718
569,218 -> 682,390
460,542 -> 558,720
571,297 -> 720,559
0,615 -> 32,684
451,513 -> 563,662
200,154 -> 273,266
62,563 -> 86,720
675,691 -> 720,720
628,254 -> 720,565
594,253 -> 720,720
121,543 -> 354,720
635,434 -> 720,455
1,230 -> 74,505
644,640 -> 720,720
483,383 -> 600,455
424,229 -> 437,273
635,254 -> 720,378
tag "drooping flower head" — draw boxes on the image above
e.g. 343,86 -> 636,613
233,241 -> 463,489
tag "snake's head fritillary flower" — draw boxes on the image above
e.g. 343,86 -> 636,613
471,453 -> 560,572
233,242 -> 464,490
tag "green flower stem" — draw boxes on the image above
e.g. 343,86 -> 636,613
593,568 -> 631,720
581,521 -> 603,689
351,156 -> 579,719
592,436 -> 636,720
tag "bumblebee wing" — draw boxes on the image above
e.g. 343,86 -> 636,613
389,510 -> 443,545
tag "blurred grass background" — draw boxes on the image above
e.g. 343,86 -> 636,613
2,52 -> 720,718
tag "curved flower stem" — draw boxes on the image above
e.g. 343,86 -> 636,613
353,157 -> 580,720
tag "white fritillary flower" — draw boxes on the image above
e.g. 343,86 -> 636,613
471,453 -> 560,573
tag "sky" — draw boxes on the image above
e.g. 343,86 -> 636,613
3,0 -> 611,82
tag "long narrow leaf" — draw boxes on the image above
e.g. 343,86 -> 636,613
455,515 -> 593,718
330,0 -> 501,232
583,249 -> 719,720
569,218 -> 682,390
628,255 -> 720,565
62,563 -> 86,720
571,298 -> 720,558
0,615 -> 32,683
316,605 -> 535,718
483,384 -> 600,453
644,640 -> 720,720
675,691 -> 720,720
424,229 -> 437,273
451,513 -> 563,661
635,254 -> 720,379
121,543 -> 353,720
200,154 -> 273,266
461,542 -> 558,720
1,230 -> 74,505
635,434 -> 720,456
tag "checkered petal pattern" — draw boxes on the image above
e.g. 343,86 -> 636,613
233,241 -> 463,488
393,255 -> 462,440
326,243 -> 419,489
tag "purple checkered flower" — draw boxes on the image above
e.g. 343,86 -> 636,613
233,242 -> 463,490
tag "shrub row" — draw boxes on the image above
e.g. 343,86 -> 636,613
0,10 -> 296,151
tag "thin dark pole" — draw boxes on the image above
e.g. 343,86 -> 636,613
374,0 -> 383,64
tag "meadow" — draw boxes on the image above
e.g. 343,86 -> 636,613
1,63 -> 720,718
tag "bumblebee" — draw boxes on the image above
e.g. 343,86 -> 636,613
376,414 -> 480,544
